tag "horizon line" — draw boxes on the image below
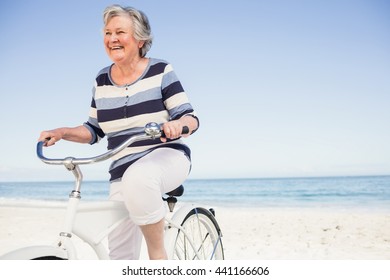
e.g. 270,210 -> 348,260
1,174 -> 390,183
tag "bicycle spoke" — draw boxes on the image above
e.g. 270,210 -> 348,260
195,232 -> 210,260
210,233 -> 223,260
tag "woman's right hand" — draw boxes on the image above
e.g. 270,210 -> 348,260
38,128 -> 64,147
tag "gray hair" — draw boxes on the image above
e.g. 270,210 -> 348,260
103,5 -> 153,57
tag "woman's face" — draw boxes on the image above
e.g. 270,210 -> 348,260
104,15 -> 142,64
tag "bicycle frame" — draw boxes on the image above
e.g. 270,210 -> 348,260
1,200 -> 205,260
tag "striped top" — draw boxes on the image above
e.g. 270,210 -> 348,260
83,58 -> 197,182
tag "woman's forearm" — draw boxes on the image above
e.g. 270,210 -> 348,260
60,125 -> 93,143
38,125 -> 92,146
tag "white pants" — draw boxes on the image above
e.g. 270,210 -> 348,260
108,148 -> 191,260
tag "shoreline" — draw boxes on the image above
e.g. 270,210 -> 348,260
1,197 -> 390,214
1,201 -> 389,259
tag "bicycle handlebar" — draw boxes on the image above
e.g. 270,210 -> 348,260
37,122 -> 189,167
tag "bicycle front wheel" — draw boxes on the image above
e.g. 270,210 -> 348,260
173,207 -> 224,260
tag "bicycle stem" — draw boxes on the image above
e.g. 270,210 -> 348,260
70,165 -> 83,197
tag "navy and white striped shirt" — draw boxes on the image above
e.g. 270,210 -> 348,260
84,58 -> 197,182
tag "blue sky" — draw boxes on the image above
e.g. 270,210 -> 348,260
0,0 -> 389,181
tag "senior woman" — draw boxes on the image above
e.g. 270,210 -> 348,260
38,5 -> 199,260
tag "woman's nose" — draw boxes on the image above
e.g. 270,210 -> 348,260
110,34 -> 118,42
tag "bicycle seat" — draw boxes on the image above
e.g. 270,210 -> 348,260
166,185 -> 184,197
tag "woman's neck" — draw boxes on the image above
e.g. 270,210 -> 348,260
112,57 -> 148,86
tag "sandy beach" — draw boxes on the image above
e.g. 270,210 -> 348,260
0,201 -> 389,260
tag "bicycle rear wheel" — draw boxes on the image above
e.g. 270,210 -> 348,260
173,207 -> 224,260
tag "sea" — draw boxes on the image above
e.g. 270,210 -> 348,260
0,176 -> 390,211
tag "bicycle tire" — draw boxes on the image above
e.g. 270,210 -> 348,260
172,207 -> 224,260
32,256 -> 67,260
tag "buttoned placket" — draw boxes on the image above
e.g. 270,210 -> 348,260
124,86 -> 129,118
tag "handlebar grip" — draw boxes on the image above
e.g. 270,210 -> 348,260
161,126 -> 189,138
182,126 -> 190,134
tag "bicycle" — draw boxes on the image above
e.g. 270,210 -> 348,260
0,122 -> 224,260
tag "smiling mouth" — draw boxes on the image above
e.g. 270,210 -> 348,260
111,46 -> 124,50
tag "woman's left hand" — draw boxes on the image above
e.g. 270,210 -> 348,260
160,115 -> 198,142
160,120 -> 184,142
